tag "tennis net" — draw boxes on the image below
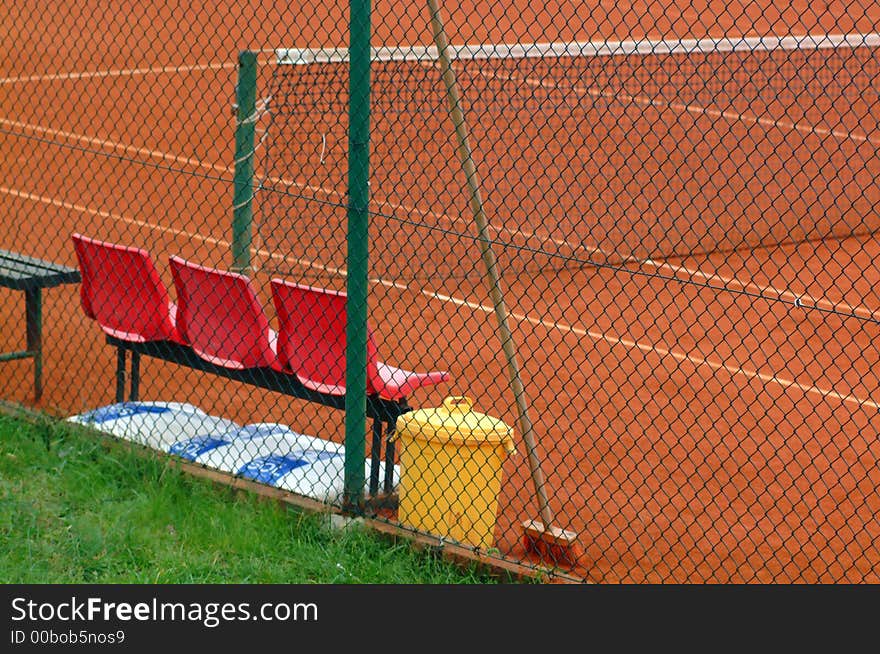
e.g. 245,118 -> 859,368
255,33 -> 880,283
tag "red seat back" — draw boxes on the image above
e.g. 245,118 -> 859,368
71,233 -> 179,343
270,279 -> 379,395
169,256 -> 275,369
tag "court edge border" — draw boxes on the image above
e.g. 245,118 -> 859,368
0,400 -> 583,585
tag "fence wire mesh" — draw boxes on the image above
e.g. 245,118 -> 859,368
1,0 -> 879,582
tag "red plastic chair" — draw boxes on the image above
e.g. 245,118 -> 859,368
169,256 -> 277,369
71,233 -> 181,343
270,279 -> 450,399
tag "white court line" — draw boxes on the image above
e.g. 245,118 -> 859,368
426,289 -> 880,413
634,255 -> 880,322
4,115 -> 878,322
1,183 -> 877,413
0,62 -> 236,84
481,63 -> 880,147
6,31 -> 877,82
0,117 -> 229,171
0,186 -> 348,280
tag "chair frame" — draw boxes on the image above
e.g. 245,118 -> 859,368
106,335 -> 410,499
73,239 -> 448,502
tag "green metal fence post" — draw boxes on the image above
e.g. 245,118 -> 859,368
232,50 -> 257,274
343,0 -> 371,511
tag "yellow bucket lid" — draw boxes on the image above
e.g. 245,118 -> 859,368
396,397 -> 516,453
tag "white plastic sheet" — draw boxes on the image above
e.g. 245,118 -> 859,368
68,402 -> 397,503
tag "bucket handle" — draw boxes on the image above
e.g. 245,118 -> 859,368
443,396 -> 473,412
442,397 -> 517,453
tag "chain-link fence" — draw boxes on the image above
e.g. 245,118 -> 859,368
2,0 -> 879,582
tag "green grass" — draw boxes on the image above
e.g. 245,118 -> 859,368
0,413 -> 523,584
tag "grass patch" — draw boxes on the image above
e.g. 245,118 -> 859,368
0,413 -> 523,584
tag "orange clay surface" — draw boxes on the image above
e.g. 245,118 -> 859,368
2,1 -> 879,582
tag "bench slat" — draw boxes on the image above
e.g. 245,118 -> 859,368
0,250 -> 80,290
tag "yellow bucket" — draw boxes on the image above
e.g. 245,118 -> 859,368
394,396 -> 516,548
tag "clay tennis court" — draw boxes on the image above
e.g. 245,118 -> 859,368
2,0 -> 879,582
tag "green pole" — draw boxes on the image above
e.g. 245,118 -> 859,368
232,50 -> 257,274
343,0 -> 371,510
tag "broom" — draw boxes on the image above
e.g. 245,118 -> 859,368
426,0 -> 581,566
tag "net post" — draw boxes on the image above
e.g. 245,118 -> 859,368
232,49 -> 257,274
343,0 -> 371,512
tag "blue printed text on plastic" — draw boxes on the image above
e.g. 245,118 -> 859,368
79,402 -> 172,424
237,455 -> 309,484
169,436 -> 230,461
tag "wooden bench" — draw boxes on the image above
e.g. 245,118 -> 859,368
0,250 -> 81,400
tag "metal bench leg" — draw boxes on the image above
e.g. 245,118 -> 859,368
383,420 -> 396,494
369,418 -> 382,496
115,348 -> 127,403
130,351 -> 140,401
24,288 -> 42,400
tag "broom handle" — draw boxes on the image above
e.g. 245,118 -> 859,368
427,0 -> 556,531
